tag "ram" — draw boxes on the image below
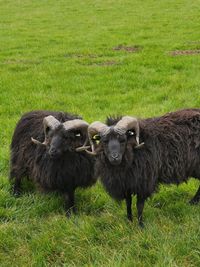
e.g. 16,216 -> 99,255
10,110 -> 96,216
79,109 -> 200,226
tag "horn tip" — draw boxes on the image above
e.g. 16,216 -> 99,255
135,142 -> 145,149
31,137 -> 46,146
76,146 -> 90,152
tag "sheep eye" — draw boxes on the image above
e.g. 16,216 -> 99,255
75,133 -> 81,137
127,130 -> 134,136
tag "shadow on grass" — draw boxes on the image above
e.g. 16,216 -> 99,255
1,179 -> 199,225
0,181 -> 107,223
147,182 -> 200,223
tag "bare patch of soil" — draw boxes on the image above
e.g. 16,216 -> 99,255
113,45 -> 141,52
95,60 -> 117,66
3,59 -> 41,65
80,60 -> 117,66
170,50 -> 200,56
64,53 -> 100,59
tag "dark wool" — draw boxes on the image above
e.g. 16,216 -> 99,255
96,108 -> 200,204
10,111 -> 96,212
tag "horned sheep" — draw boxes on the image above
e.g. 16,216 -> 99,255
10,110 -> 96,216
79,109 -> 200,226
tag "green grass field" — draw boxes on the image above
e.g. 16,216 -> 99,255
0,0 -> 200,266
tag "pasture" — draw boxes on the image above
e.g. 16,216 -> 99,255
0,0 -> 200,266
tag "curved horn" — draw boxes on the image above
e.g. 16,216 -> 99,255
88,121 -> 110,154
115,116 -> 141,146
88,121 -> 110,139
77,121 -> 109,155
31,115 -> 60,145
63,119 -> 89,131
63,119 -> 90,153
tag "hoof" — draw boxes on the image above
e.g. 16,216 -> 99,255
13,190 -> 21,198
66,210 -> 72,218
189,198 -> 200,205
66,207 -> 76,218
139,221 -> 144,228
127,215 -> 133,222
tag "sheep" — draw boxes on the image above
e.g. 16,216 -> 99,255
78,108 -> 200,226
10,110 -> 96,216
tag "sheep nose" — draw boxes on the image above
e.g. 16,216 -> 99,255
111,152 -> 119,159
49,147 -> 57,156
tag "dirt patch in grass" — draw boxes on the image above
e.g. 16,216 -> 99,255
3,59 -> 41,65
64,53 -> 101,59
94,60 -> 117,66
169,50 -> 200,56
113,45 -> 141,52
80,60 -> 118,66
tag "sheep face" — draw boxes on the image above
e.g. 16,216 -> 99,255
46,126 -> 86,158
77,116 -> 144,159
96,128 -> 138,165
101,131 -> 126,165
31,116 -> 89,158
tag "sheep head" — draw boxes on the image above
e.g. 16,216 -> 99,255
31,116 -> 89,158
77,116 -> 144,165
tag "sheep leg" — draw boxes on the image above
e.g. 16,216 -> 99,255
189,185 -> 200,205
136,196 -> 145,228
13,177 -> 22,197
65,190 -> 76,217
126,192 -> 133,221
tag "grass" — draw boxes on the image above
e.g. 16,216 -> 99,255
0,0 -> 200,266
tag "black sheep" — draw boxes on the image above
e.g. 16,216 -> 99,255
10,110 -> 96,216
79,109 -> 200,226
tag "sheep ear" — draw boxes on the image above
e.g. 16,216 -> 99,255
134,142 -> 145,149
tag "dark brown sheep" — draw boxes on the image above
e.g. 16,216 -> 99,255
79,109 -> 200,226
10,110 -> 96,216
